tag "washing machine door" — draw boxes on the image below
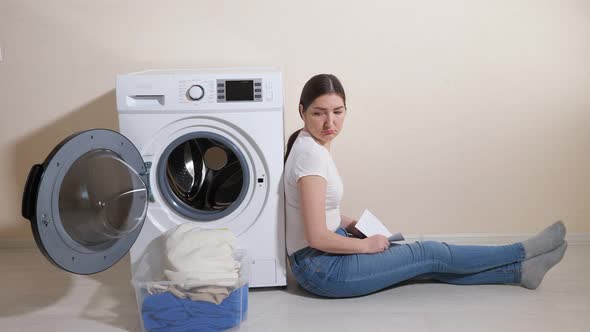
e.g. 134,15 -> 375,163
21,129 -> 149,275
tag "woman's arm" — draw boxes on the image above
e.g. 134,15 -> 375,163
298,176 -> 388,254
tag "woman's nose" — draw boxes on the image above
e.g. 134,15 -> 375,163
326,113 -> 335,125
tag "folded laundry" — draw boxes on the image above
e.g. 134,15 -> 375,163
162,224 -> 240,288
166,257 -> 239,275
183,285 -> 231,304
164,270 -> 239,288
164,224 -> 237,260
141,284 -> 248,332
147,284 -> 232,305
167,244 -> 236,270
139,224 -> 247,330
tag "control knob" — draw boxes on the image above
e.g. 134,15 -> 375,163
187,85 -> 205,101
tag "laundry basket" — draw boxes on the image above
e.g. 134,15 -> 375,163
132,247 -> 249,332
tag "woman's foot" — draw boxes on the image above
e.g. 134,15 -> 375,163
521,241 -> 567,289
522,221 -> 566,259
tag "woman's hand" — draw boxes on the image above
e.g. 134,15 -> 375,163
362,235 -> 390,254
344,220 -> 366,239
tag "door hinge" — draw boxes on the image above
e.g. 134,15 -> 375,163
141,162 -> 155,202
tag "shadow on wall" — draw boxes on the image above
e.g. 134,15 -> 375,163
10,90 -> 118,238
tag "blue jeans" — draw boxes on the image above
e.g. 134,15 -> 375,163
289,228 -> 526,298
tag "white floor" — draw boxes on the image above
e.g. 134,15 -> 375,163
0,243 -> 588,332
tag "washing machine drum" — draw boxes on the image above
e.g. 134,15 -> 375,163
164,137 -> 245,214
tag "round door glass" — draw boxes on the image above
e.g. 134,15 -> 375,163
165,137 -> 244,213
58,149 -> 148,246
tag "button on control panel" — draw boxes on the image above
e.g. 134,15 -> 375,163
179,80 -> 215,104
187,85 -> 205,100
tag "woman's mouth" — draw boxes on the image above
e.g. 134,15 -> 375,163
322,130 -> 335,135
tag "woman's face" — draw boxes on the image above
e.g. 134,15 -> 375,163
300,93 -> 346,147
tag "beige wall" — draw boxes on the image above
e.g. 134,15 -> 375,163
1,0 -> 589,239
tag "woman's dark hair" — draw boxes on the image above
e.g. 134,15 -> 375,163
284,74 -> 346,162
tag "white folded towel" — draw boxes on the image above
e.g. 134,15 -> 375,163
162,223 -> 240,288
165,224 -> 237,253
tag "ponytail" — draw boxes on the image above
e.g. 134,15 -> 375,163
284,128 -> 303,163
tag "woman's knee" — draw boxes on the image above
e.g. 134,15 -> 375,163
414,241 -> 452,261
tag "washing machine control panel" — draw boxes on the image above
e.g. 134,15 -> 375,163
179,78 -> 274,104
117,70 -> 282,112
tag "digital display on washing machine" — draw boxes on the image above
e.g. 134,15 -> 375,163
225,80 -> 254,101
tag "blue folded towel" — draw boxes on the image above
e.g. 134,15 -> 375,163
142,284 -> 248,332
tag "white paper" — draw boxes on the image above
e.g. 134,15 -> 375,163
355,209 -> 392,237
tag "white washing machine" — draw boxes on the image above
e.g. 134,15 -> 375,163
21,67 -> 287,288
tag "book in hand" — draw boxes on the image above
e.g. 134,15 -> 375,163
354,209 -> 405,243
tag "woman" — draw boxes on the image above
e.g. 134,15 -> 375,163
284,74 -> 567,298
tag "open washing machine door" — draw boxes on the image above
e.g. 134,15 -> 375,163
21,129 -> 149,275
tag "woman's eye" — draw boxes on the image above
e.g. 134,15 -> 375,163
313,112 -> 322,116
335,111 -> 343,115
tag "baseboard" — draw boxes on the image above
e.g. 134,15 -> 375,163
0,238 -> 36,250
1,233 -> 589,250
403,233 -> 590,245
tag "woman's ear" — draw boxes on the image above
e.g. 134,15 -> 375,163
299,104 -> 304,119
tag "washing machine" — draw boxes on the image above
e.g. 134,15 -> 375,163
21,67 -> 287,288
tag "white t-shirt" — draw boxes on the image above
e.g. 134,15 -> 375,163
284,130 -> 344,255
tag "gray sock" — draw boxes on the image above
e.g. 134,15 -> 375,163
521,221 -> 566,259
521,241 -> 567,289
